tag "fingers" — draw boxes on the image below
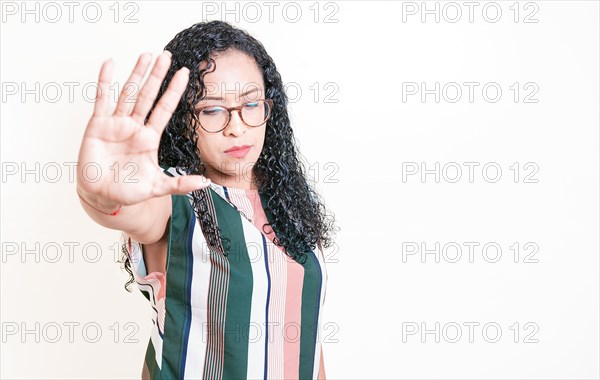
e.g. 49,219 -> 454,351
154,174 -> 212,197
145,67 -> 190,135
114,53 -> 152,117
92,59 -> 114,117
130,51 -> 173,125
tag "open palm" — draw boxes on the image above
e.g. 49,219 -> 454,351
76,51 -> 209,208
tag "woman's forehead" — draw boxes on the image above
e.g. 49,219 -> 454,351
202,83 -> 265,102
198,51 -> 265,101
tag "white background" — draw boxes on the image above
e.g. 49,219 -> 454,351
1,1 -> 599,379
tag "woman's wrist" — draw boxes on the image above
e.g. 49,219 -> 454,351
76,187 -> 122,216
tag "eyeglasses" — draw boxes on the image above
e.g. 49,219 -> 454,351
193,99 -> 274,133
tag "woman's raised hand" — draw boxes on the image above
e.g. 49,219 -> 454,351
76,51 -> 210,213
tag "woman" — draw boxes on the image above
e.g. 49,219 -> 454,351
76,20 -> 336,379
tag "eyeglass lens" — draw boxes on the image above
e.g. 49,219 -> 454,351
198,100 -> 271,132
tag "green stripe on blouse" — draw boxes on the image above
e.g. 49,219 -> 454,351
299,250 -> 322,380
209,189 -> 253,379
144,336 -> 161,378
162,193 -> 193,378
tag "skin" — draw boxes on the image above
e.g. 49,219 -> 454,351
76,51 -> 206,248
152,50 -> 326,380
76,49 -> 326,379
194,49 -> 267,190
181,50 -> 327,379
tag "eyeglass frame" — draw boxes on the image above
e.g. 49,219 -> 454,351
192,98 -> 274,133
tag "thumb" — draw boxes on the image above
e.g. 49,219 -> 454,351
157,174 -> 212,196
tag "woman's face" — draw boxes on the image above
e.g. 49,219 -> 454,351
194,49 -> 267,189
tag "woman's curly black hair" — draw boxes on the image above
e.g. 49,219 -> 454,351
120,20 -> 337,291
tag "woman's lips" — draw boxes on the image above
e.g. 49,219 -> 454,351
224,145 -> 251,158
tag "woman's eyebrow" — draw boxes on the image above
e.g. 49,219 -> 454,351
202,87 -> 260,101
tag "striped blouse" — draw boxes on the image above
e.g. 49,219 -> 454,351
121,166 -> 328,379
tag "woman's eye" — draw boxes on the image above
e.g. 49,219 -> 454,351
202,108 -> 223,115
244,102 -> 259,108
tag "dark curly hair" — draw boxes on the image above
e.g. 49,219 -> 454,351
119,20 -> 337,291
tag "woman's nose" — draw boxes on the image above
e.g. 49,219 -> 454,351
224,110 -> 246,136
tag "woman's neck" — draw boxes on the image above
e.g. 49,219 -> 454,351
204,168 -> 258,190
